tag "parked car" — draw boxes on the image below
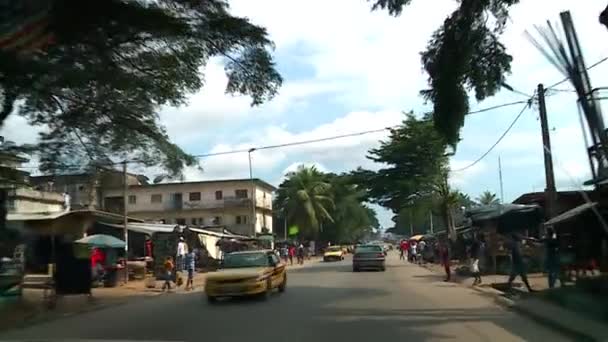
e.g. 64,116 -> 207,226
352,244 -> 386,272
205,250 -> 286,303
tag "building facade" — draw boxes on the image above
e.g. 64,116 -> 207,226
30,168 -> 142,211
101,179 -> 275,236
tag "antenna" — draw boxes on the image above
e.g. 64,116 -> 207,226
499,156 -> 505,203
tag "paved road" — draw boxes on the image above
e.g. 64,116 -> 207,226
1,254 -> 569,342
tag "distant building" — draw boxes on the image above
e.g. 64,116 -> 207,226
101,179 -> 276,236
29,168 -> 143,210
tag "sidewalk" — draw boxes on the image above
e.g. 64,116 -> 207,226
0,271 -> 206,332
417,261 -> 608,341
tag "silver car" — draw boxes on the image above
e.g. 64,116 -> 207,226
352,244 -> 386,272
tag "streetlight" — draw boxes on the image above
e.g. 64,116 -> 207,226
248,148 -> 256,237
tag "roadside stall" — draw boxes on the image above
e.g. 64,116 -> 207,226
466,204 -> 544,274
75,234 -> 126,288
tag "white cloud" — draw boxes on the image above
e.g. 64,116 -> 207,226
449,159 -> 488,187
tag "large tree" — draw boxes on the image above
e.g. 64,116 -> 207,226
321,173 -> 379,243
369,0 -> 516,146
274,165 -> 334,238
0,0 -> 282,176
354,112 -> 448,213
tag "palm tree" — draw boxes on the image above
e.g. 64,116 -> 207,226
276,165 -> 334,237
432,174 -> 460,241
476,191 -> 500,205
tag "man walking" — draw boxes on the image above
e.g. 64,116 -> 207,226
184,249 -> 196,290
469,234 -> 482,285
439,238 -> 451,282
176,237 -> 187,272
507,233 -> 535,292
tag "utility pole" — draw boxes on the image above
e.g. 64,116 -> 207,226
537,84 -> 557,220
409,210 -> 414,237
248,148 -> 256,237
498,156 -> 505,203
122,160 -> 129,284
429,211 -> 434,234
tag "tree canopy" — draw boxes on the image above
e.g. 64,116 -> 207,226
274,166 -> 378,243
353,112 -> 448,213
369,0 -> 517,146
0,0 -> 282,176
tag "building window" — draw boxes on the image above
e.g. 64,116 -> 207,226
191,218 -> 198,225
215,190 -> 223,200
236,215 -> 248,224
128,195 -> 137,204
235,189 -> 248,198
176,218 -> 186,225
212,216 -> 221,225
151,194 -> 162,203
189,192 -> 201,201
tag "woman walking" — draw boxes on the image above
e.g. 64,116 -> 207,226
162,256 -> 175,292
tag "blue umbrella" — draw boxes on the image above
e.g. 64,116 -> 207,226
75,234 -> 126,248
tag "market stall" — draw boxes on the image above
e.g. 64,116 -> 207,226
466,204 -> 544,274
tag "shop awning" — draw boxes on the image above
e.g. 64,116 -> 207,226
99,222 -> 180,235
409,234 -> 425,241
466,204 -> 544,234
7,210 -> 143,223
188,227 -> 248,239
544,202 -> 598,226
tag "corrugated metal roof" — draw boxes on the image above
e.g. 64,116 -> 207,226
99,222 -> 180,235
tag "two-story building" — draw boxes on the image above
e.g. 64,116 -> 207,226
101,178 -> 276,237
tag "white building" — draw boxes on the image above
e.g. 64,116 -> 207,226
101,178 -> 276,236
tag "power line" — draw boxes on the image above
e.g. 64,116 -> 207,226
451,99 -> 532,173
546,56 -> 608,90
17,99 -> 537,171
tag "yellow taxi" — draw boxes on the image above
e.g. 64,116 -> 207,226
205,250 -> 286,303
323,246 -> 345,262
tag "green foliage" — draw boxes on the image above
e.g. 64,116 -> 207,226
274,166 -> 378,242
274,165 -> 334,238
0,0 -> 282,176
355,112 -> 447,213
370,0 -> 518,145
476,191 -> 500,205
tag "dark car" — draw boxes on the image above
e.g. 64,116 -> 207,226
352,244 -> 386,272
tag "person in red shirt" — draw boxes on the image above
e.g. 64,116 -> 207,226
91,248 -> 106,281
399,240 -> 409,261
288,245 -> 296,265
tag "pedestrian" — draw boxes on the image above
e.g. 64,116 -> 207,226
469,234 -> 482,286
439,238 -> 451,282
410,241 -> 417,263
297,244 -> 305,265
281,245 -> 289,263
507,233 -> 535,292
288,245 -> 295,265
418,240 -> 427,264
400,239 -> 409,261
162,256 -> 174,292
185,250 -> 196,290
529,227 -> 561,288
176,236 -> 187,272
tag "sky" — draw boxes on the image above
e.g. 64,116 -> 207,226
3,0 -> 608,229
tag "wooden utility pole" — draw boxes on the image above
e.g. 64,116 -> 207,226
122,161 -> 129,283
537,84 -> 558,220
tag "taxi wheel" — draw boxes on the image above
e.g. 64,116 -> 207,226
278,274 -> 287,293
261,279 -> 272,300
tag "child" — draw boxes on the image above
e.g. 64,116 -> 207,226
162,256 -> 174,291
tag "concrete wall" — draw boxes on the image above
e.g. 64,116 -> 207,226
8,188 -> 65,214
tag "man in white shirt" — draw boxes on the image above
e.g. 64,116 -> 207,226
177,237 -> 187,271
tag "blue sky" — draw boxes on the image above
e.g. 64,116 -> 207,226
3,0 -> 608,229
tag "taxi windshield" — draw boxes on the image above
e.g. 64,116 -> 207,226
327,246 -> 342,252
223,253 -> 269,268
